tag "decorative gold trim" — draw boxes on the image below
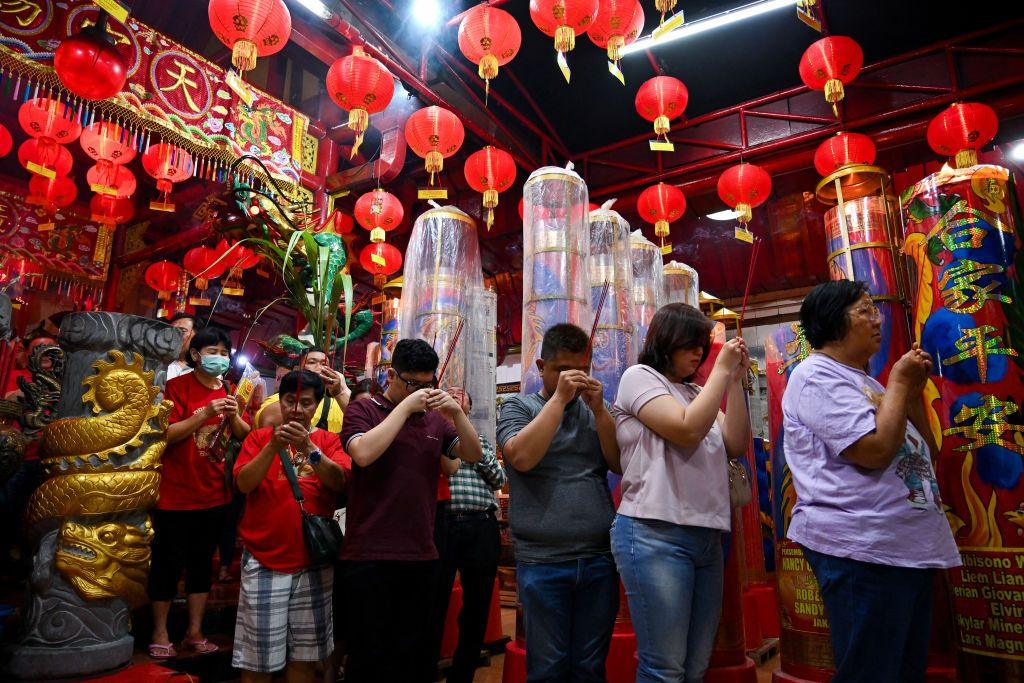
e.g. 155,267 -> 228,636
826,241 -> 896,261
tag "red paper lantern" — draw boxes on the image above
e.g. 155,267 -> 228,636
218,240 -> 259,296
814,132 -> 876,177
326,46 -> 394,157
717,163 -> 772,226
0,124 -> 11,158
18,139 -> 73,177
799,36 -> 863,116
458,5 -> 522,91
142,143 -> 194,209
588,0 -> 645,63
90,194 -> 135,225
926,102 -> 998,169
208,0 -> 291,73
53,13 -> 128,101
28,175 -> 77,210
145,260 -> 183,300
80,121 -> 136,165
637,182 -> 686,248
464,146 -> 516,230
635,76 -> 689,140
19,98 -> 82,145
183,245 -> 229,294
355,189 -> 404,243
360,242 -> 403,286
86,163 -> 136,198
404,106 -> 465,183
530,0 -> 599,55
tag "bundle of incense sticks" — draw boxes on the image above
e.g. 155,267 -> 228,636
586,282 -> 611,367
737,237 -> 762,337
436,317 -> 466,386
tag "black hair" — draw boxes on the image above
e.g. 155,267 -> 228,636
639,303 -> 714,380
800,280 -> 871,349
392,339 -> 439,374
540,323 -> 588,361
186,326 -> 233,368
351,379 -> 376,399
279,369 -> 326,403
168,312 -> 196,326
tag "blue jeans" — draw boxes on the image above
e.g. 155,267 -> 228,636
611,514 -> 723,683
802,547 -> 934,683
517,554 -> 619,683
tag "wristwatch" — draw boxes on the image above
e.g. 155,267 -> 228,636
308,448 -> 323,466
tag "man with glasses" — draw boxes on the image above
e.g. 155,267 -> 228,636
339,339 -> 483,683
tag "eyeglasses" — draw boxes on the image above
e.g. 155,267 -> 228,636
396,372 -> 437,391
850,303 -> 881,320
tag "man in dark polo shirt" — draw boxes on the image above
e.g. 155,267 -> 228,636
497,323 -> 621,683
340,339 -> 483,683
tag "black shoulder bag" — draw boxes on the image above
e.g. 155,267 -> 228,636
277,449 -> 344,565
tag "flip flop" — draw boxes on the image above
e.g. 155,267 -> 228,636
148,643 -> 177,659
181,637 -> 219,655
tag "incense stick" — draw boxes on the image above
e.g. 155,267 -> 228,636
737,237 -> 762,337
586,282 -> 611,366
436,317 -> 465,386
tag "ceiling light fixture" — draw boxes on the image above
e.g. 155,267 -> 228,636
293,0 -> 332,20
411,0 -> 443,29
621,0 -> 797,56
706,209 -> 742,221
1012,141 -> 1024,162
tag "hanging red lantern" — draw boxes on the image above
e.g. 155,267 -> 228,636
0,124 -> 11,158
219,241 -> 259,296
326,46 -> 394,157
18,139 -> 73,177
142,143 -> 194,211
635,76 -> 689,142
80,121 -> 136,165
90,194 -> 135,225
926,102 -> 998,169
799,36 -> 863,117
183,245 -> 229,305
637,182 -> 686,250
360,242 -> 402,286
19,98 -> 82,145
86,163 -> 136,198
404,106 -> 465,184
458,5 -> 522,94
530,0 -> 599,76
53,12 -> 128,101
464,146 -> 516,230
717,163 -> 772,226
354,189 -> 404,243
588,0 -> 645,66
145,260 -> 183,300
28,175 -> 78,211
813,131 -> 876,177
208,0 -> 292,73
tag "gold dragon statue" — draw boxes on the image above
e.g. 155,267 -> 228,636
26,350 -> 170,606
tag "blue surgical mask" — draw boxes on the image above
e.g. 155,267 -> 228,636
199,354 -> 230,377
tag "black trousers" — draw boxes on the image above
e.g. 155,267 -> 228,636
147,505 -> 228,601
341,559 -> 439,683
431,511 -> 501,683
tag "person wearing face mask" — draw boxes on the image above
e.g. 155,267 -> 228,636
148,326 -> 251,660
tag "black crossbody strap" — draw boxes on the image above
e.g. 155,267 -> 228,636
276,449 -> 306,510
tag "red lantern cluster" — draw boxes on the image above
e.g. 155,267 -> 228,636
637,182 -> 686,250
145,260 -> 183,300
464,146 -> 516,230
799,36 -> 863,117
208,0 -> 292,73
326,46 -> 395,157
355,189 -> 404,244
53,12 -> 128,101
142,143 -> 194,210
926,102 -> 998,169
814,132 -> 876,177
405,106 -> 465,184
18,98 -> 82,178
458,5 -> 522,93
588,0 -> 645,64
635,76 -> 688,141
717,163 -> 772,226
360,242 -> 402,287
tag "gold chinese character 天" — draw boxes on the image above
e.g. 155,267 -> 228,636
942,325 -> 1018,383
159,59 -> 202,114
0,0 -> 42,27
945,395 -> 1024,456
938,259 -> 1011,314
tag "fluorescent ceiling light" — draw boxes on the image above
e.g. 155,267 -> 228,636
293,0 -> 332,20
622,0 -> 797,56
1012,142 -> 1024,161
412,0 -> 443,28
707,209 -> 741,221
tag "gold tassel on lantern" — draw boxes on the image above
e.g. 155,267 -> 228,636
426,151 -> 444,185
655,0 -> 677,24
824,78 -> 844,117
554,25 -> 575,53
654,115 -> 671,138
370,227 -> 385,243
607,35 -> 625,63
735,202 -> 753,225
479,54 -> 499,102
655,220 -> 670,252
483,189 -> 499,231
348,108 -> 369,158
232,40 -> 258,72
955,149 -> 978,168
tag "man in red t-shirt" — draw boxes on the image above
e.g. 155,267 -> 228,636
231,370 -> 350,682
340,339 -> 483,683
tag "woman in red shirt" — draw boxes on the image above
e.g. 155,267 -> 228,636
148,327 -> 250,659
231,369 -> 349,682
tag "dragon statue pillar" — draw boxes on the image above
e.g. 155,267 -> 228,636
5,313 -> 179,680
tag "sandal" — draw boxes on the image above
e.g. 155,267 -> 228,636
148,643 -> 177,659
181,637 -> 219,655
